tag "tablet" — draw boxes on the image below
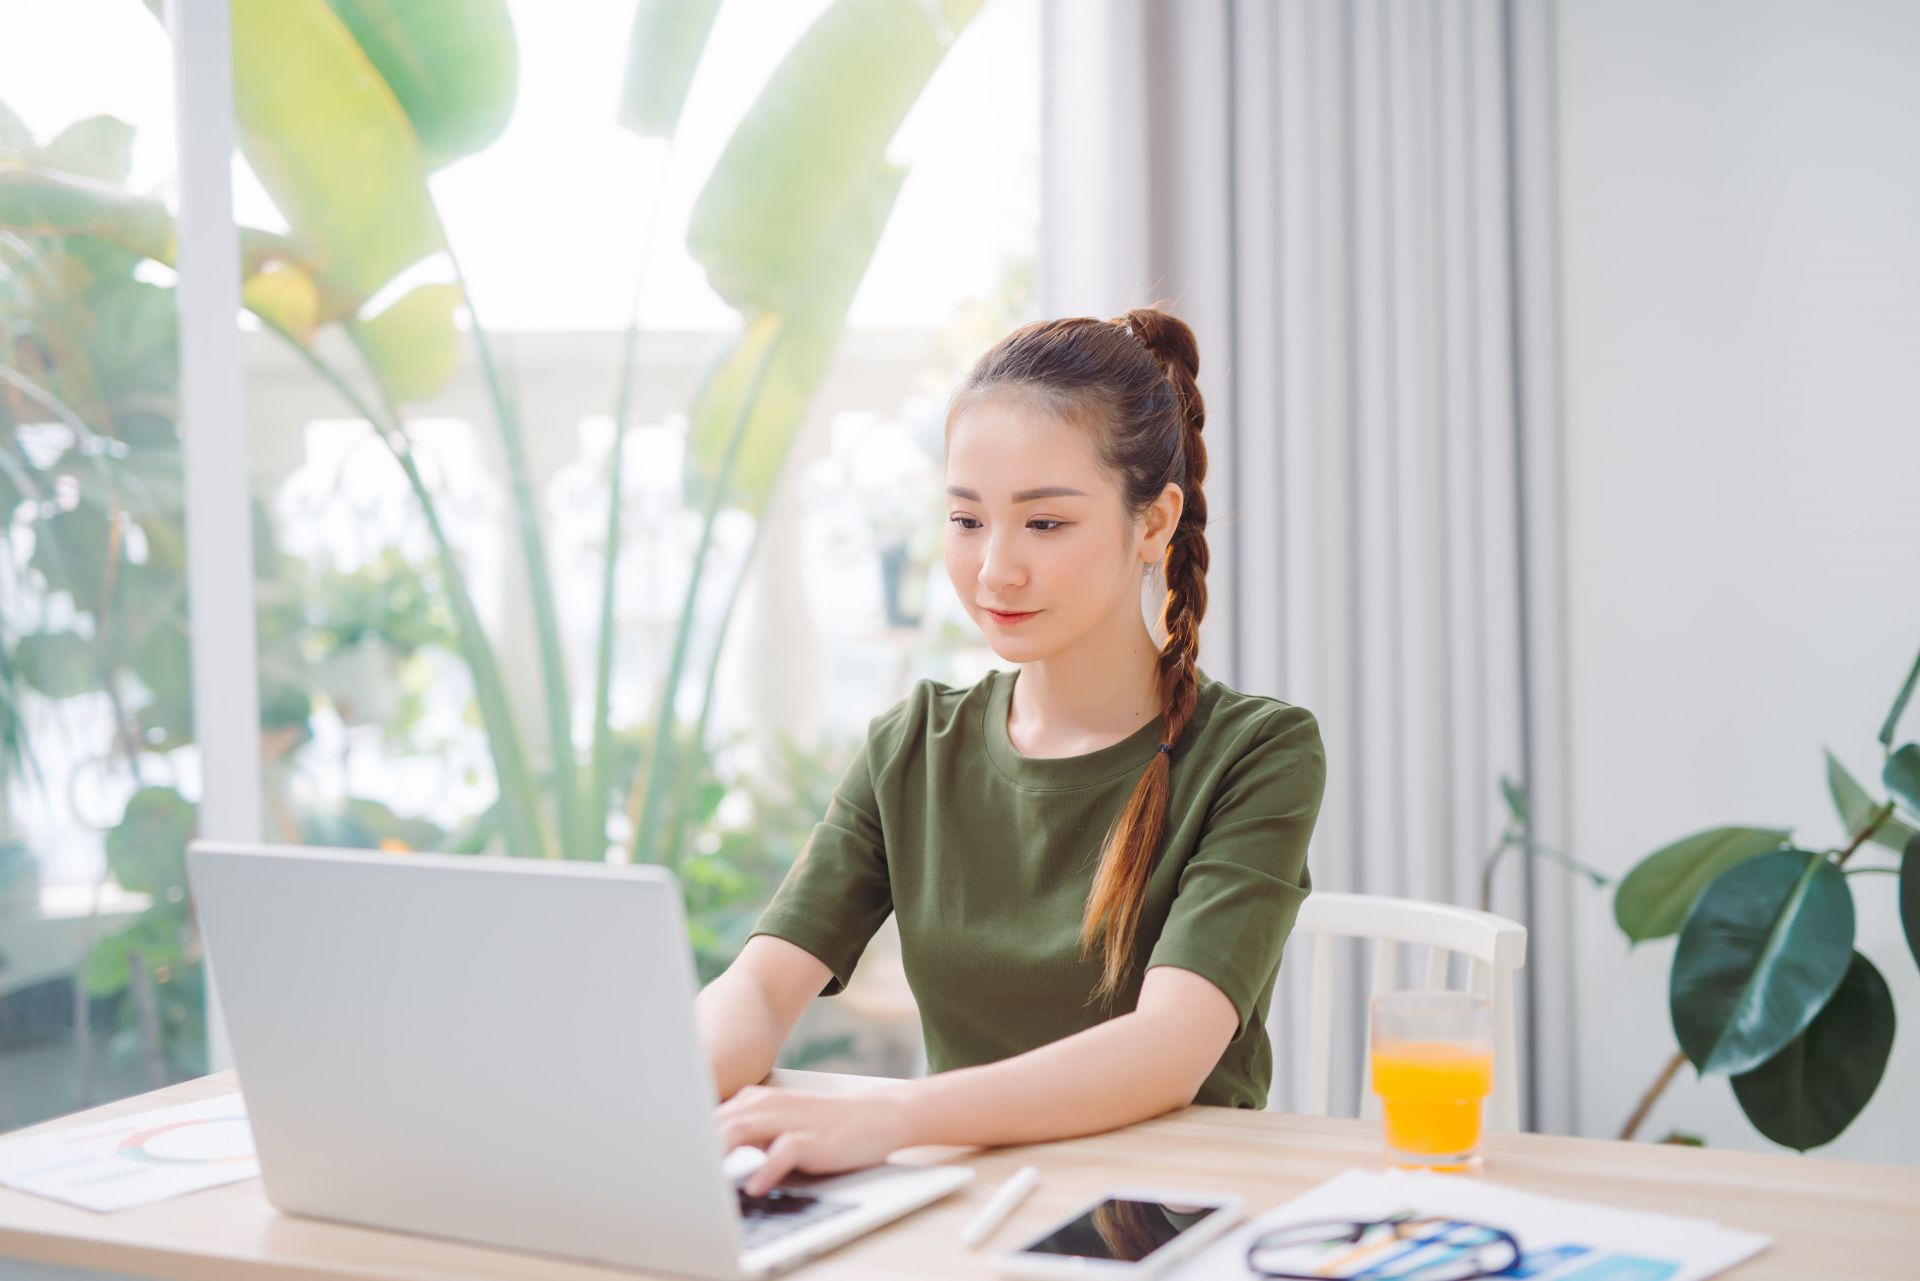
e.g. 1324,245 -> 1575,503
993,1187 -> 1244,1279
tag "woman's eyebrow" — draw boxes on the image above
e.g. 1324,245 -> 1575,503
945,485 -> 1089,502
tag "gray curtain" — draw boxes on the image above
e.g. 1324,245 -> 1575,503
1042,0 -> 1576,1131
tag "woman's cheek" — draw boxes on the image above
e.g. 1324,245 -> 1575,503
943,539 -> 974,598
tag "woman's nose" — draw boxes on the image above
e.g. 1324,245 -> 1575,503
978,536 -> 1025,592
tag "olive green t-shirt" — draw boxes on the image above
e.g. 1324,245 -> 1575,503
748,665 -> 1326,1109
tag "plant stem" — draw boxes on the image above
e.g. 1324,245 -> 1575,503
1619,1048 -> 1689,1141
445,247 -> 579,857
630,324 -> 785,866
663,503 -> 769,871
261,320 -> 551,860
586,144 -> 678,863
1845,866 -> 1900,876
1837,801 -> 1894,867
1481,833 -> 1610,912
1479,834 -> 1516,913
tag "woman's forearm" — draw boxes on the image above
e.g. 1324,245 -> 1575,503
695,968 -> 786,1101
878,1008 -> 1207,1149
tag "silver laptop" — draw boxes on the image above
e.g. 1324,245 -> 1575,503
186,840 -> 972,1279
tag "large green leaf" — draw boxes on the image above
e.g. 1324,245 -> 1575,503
1614,826 -> 1791,943
324,0 -> 518,170
1902,833 -> 1920,976
1671,848 -> 1854,1075
1885,743 -> 1920,818
15,632 -> 97,699
229,0 -> 445,315
105,785 -> 196,896
38,116 -> 135,185
686,0 -> 983,316
27,503 -> 113,604
0,163 -> 305,279
0,165 -> 174,263
0,100 -> 31,153
1826,748 -> 1918,853
1730,951 -> 1894,1151
684,162 -> 906,512
619,0 -> 723,138
347,282 -> 463,403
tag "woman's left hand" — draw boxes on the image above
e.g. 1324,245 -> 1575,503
716,1085 -> 918,1196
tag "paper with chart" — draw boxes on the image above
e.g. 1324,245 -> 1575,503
0,1092 -> 257,1213
1167,1168 -> 1770,1281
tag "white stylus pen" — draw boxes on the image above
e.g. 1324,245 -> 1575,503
960,1165 -> 1040,1249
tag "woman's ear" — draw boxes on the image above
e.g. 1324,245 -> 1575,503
1140,482 -> 1185,564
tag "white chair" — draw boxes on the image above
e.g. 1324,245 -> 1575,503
1274,892 -> 1529,1132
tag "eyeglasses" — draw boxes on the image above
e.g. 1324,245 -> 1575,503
1244,1213 -> 1521,1281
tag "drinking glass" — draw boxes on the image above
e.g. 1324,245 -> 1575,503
1368,990 -> 1494,1173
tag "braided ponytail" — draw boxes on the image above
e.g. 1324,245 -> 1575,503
1079,308 -> 1207,1002
946,303 -> 1211,1004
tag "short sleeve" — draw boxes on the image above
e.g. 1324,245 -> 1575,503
1145,704 -> 1326,1032
746,707 -> 901,997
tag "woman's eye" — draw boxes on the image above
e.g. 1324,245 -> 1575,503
948,515 -> 982,530
1028,519 -> 1066,533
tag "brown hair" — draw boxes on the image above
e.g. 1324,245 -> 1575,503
946,304 -> 1208,1003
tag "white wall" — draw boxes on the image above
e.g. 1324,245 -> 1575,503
1557,0 -> 1920,1161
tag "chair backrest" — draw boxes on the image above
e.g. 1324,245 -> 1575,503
1273,892 -> 1528,1132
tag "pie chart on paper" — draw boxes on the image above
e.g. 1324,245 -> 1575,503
0,1092 -> 261,1212
115,1114 -> 256,1166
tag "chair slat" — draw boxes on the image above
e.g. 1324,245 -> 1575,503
1305,932 -> 1336,1116
1424,945 -> 1450,991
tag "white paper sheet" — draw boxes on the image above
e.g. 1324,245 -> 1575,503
0,1092 -> 257,1213
1168,1168 -> 1770,1281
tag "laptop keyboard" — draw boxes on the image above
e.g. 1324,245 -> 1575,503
736,1187 -> 856,1250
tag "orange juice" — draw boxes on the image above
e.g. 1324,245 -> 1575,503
1370,1040 -> 1493,1168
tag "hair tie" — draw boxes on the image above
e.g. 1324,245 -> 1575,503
1156,742 -> 1174,756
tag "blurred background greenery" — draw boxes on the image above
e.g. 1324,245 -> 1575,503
0,0 -> 1037,1123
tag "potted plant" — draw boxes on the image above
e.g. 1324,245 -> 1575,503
1606,644 -> 1920,1150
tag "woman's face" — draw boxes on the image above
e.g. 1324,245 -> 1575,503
944,394 -> 1171,665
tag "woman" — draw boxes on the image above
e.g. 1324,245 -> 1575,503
696,307 -> 1326,1196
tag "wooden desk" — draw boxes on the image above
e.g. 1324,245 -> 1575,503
0,1069 -> 1914,1280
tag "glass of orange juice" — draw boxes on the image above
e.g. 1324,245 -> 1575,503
1369,991 -> 1494,1174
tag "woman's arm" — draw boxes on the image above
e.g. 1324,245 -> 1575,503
695,935 -> 833,1101
718,965 -> 1239,1194
890,965 -> 1238,1145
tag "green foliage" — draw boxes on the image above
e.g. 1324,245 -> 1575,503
5,0 -> 983,1094
1729,952 -> 1895,1151
1614,643 -> 1920,1150
302,549 -> 459,660
1827,749 -> 1918,854
1668,849 -> 1853,1076
1613,827 -> 1792,944
619,0 -> 723,138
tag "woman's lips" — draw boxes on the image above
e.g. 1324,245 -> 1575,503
984,608 -> 1040,626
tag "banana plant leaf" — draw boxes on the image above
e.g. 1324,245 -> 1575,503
35,115 -> 135,185
347,282 -> 464,403
619,0 -> 724,139
228,0 -> 445,320
1670,847 -> 1854,1076
1614,825 -> 1791,944
323,0 -> 517,170
0,101 -> 30,153
1730,950 -> 1894,1151
682,0 -> 982,514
